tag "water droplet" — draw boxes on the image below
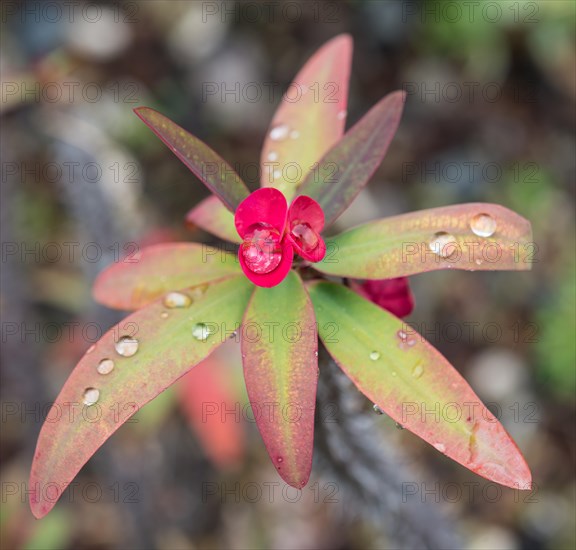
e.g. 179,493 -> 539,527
273,169 -> 281,180
276,456 -> 283,463
86,344 -> 96,354
433,443 -> 446,453
373,404 -> 384,414
289,130 -> 300,139
163,291 -> 191,309
241,224 -> 283,274
192,323 -> 211,341
269,124 -> 289,141
406,339 -> 416,348
314,351 -> 318,357
83,387 -> 100,406
412,363 -> 424,379
291,221 -> 319,252
470,213 -> 497,238
189,284 -> 208,300
475,258 -> 483,266
395,422 -> 404,430
429,232 -> 458,258
267,151 -> 278,162
115,336 -> 139,357
369,351 -> 380,361
337,110 -> 347,120
96,358 -> 115,375
160,311 -> 169,319
397,330 -> 407,341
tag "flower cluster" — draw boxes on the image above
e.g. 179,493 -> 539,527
235,188 -> 326,287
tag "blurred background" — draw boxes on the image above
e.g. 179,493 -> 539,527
1,1 -> 575,548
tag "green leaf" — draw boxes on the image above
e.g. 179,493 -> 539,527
298,91 -> 405,227
316,203 -> 533,278
93,243 -> 240,310
30,276 -> 254,518
134,107 -> 249,211
241,271 -> 317,488
186,195 -> 241,243
260,34 -> 352,201
308,281 -> 531,489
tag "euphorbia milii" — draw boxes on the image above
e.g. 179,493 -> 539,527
30,35 -> 534,519
236,188 -> 326,286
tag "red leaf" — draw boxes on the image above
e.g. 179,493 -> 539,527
134,107 -> 249,211
241,271 -> 317,487
177,348 -> 245,469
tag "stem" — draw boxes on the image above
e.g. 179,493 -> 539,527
314,348 -> 463,549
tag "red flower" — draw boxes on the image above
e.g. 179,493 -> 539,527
350,277 -> 415,318
235,188 -> 326,287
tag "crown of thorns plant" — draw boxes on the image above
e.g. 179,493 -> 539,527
30,35 -> 533,518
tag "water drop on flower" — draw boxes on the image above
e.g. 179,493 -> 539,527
97,358 -> 115,375
470,213 -> 496,238
83,387 -> 100,406
192,323 -> 211,341
291,221 -> 319,252
369,351 -> 380,361
373,404 -> 384,414
433,443 -> 446,453
267,151 -> 278,161
269,124 -> 289,141
429,232 -> 458,258
163,291 -> 192,309
241,224 -> 283,274
115,336 -> 139,357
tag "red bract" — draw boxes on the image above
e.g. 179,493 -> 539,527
30,34 -> 535,519
235,188 -> 326,287
350,278 -> 415,318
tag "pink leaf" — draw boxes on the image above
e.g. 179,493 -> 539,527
260,34 -> 352,200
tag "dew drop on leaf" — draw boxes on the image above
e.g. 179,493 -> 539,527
82,387 -> 100,406
369,351 -> 380,361
429,232 -> 458,258
192,323 -> 211,341
267,151 -> 278,161
337,110 -> 347,120
163,292 -> 192,309
96,358 -> 115,375
373,403 -> 384,414
397,330 -> 407,341
470,213 -> 497,238
269,124 -> 290,141
433,443 -> 446,453
412,363 -> 424,379
115,336 -> 139,357
276,456 -> 283,463
395,422 -> 404,430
